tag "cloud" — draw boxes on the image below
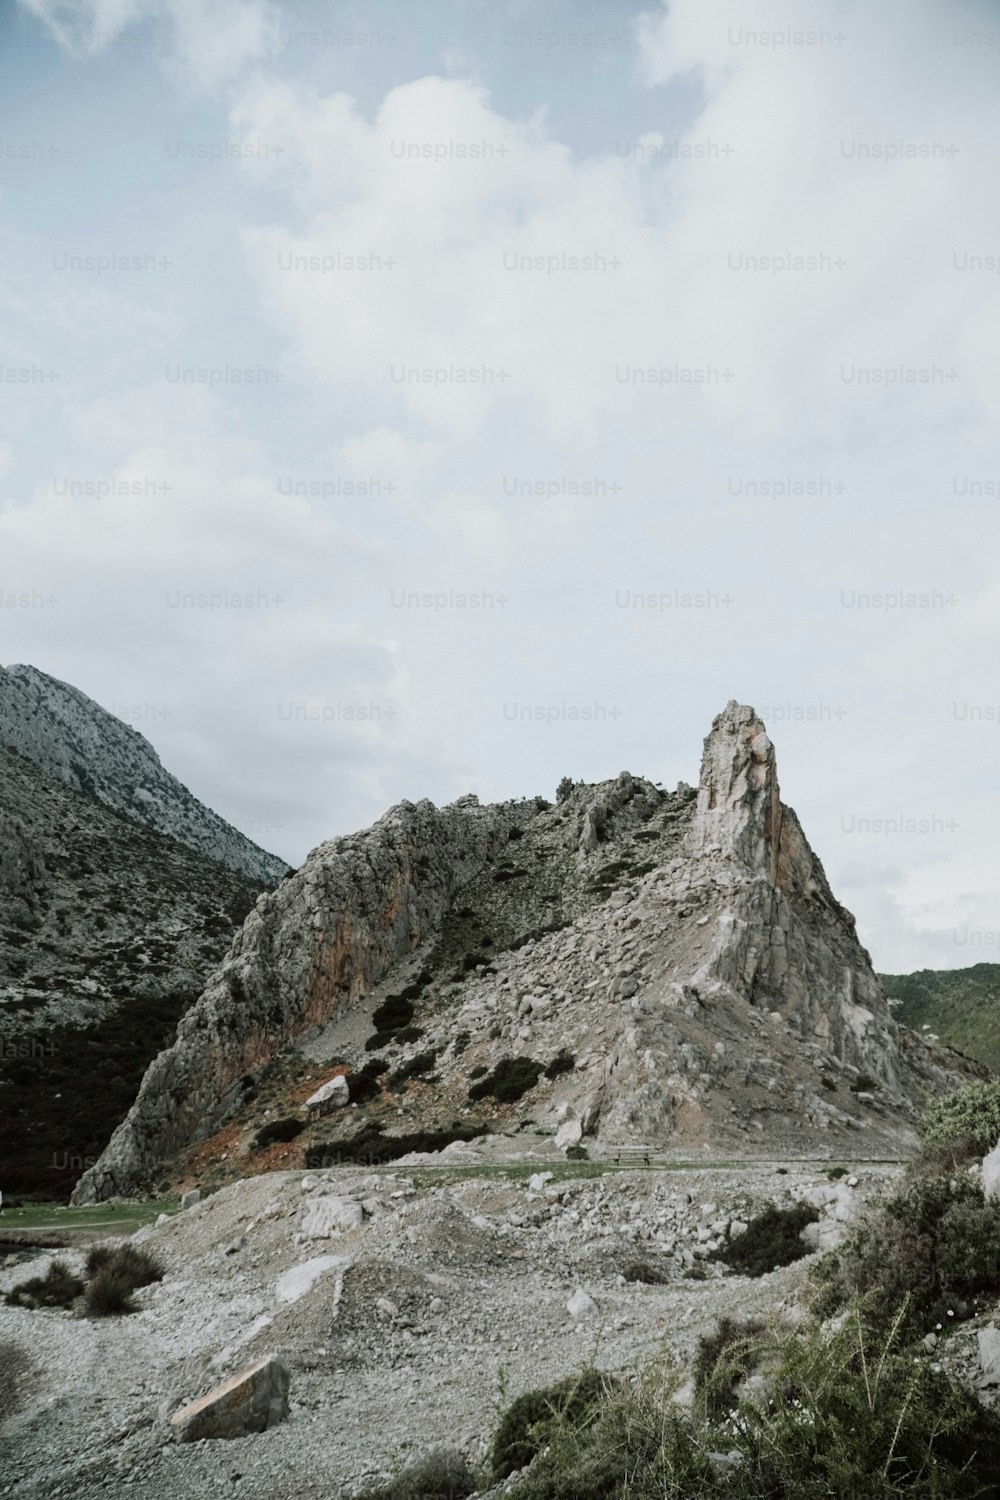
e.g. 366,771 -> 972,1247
19,0 -> 281,91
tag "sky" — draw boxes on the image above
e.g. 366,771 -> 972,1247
1,0 -> 999,974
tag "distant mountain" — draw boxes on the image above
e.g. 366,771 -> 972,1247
881,964 -> 1000,1073
0,739 -> 267,1196
0,663 -> 288,885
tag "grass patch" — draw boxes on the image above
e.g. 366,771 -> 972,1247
354,1449 -> 476,1500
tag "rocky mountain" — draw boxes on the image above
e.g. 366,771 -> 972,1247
882,962 -> 1000,1072
73,702 -> 981,1205
0,740 -> 266,1195
0,664 -> 288,885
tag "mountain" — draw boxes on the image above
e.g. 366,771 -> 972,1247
881,963 -> 1000,1072
0,663 -> 288,885
0,743 -> 267,1196
72,702 -> 980,1204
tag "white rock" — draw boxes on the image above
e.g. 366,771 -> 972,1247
978,1326 -> 1000,1386
529,1172 -> 554,1193
982,1138 -> 1000,1201
180,1189 -> 201,1210
555,1118 -> 583,1149
303,1075 -> 350,1113
301,1195 -> 364,1238
274,1255 -> 348,1306
566,1288 -> 598,1319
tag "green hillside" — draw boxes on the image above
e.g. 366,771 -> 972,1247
880,963 -> 1000,1073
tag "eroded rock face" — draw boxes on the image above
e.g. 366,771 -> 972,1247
73,703 -> 979,1202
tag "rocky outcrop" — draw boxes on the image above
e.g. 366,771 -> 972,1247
169,1354 -> 290,1442
0,664 -> 287,884
72,795 -> 535,1201
74,704 -> 978,1201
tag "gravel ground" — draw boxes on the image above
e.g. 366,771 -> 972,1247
0,1157 -> 904,1500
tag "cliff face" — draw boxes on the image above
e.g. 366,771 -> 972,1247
0,664 -> 287,885
73,703 -> 978,1202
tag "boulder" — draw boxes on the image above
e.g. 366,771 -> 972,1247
301,1195 -> 364,1238
555,1118 -> 583,1150
978,1326 -> 1000,1387
566,1288 -> 597,1319
180,1188 -> 201,1210
303,1075 -> 349,1115
169,1354 -> 290,1442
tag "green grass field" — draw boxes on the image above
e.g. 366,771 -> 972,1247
0,1199 -> 177,1236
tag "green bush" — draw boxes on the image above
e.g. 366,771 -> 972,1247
468,1056 -> 544,1104
708,1203 -> 818,1277
820,1074 -> 837,1091
354,1448 -> 476,1500
851,1073 -> 878,1093
692,1315 -> 766,1417
85,1266 -> 136,1317
811,1173 -> 1000,1339
85,1243 -> 163,1288
920,1079 -> 1000,1160
253,1116 -> 304,1149
565,1144 -> 589,1161
544,1049 -> 575,1080
502,1313 -> 1000,1499
5,1259 -> 84,1310
490,1368 -> 612,1480
347,1059 -> 388,1104
623,1260 -> 669,1285
371,995 -> 414,1032
305,1122 -> 484,1168
387,1050 -> 439,1090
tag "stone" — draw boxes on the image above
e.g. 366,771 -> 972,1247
169,1354 -> 290,1442
274,1255 -> 348,1306
982,1139 -> 1000,1201
301,1195 -> 364,1238
566,1288 -> 597,1319
303,1075 -> 349,1115
180,1189 -> 201,1210
555,1118 -> 583,1149
978,1327 -> 1000,1386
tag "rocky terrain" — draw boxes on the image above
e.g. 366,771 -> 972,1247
0,741 -> 266,1195
74,702 -> 981,1206
0,664 -> 287,885
0,1154 -> 910,1500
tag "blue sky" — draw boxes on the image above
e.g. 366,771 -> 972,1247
2,0 -> 1000,971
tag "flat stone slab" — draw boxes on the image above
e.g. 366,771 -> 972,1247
169,1353 -> 290,1442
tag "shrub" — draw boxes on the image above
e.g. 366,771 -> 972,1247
825,1165 -> 848,1180
451,1031 -> 471,1057
85,1243 -> 163,1288
708,1203 -> 818,1277
850,1073 -> 878,1093
468,1057 -> 544,1105
565,1145 -> 589,1161
5,1259 -> 84,1310
85,1266 -> 137,1317
623,1260 -> 669,1285
920,1079 -> 1000,1160
544,1049 -> 575,1080
555,776 -> 575,803
501,1314 -> 1000,1500
253,1116 -> 304,1149
820,1074 -> 837,1091
347,1059 -> 388,1104
387,1050 -> 439,1090
811,1173 -> 1000,1339
395,1026 -> 424,1045
305,1123 -> 484,1168
371,996 -> 414,1033
468,1063 -> 488,1079
354,1448 -> 476,1500
490,1368 -> 611,1480
692,1315 -> 766,1417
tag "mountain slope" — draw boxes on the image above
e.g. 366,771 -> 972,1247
73,703 -> 981,1203
881,963 -> 1000,1072
0,741 -> 266,1195
0,663 -> 287,885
